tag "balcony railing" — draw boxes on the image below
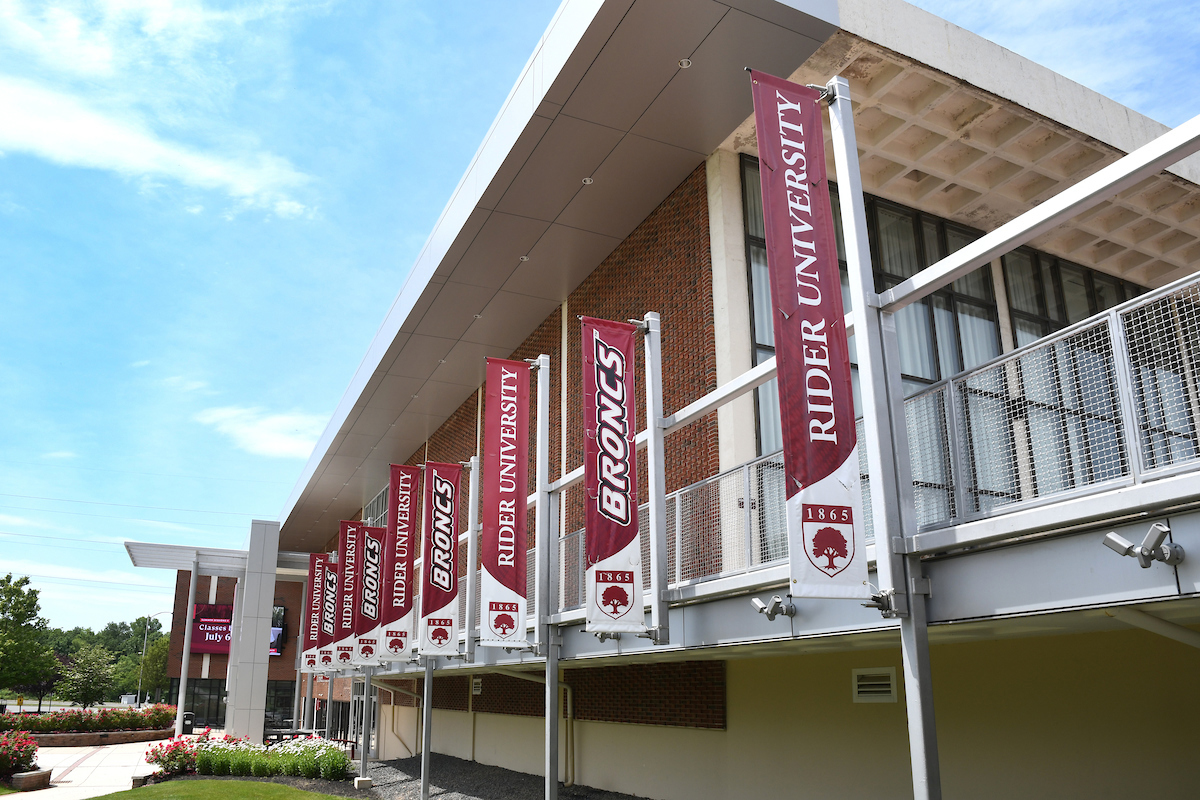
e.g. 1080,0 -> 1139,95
446,274 -> 1200,622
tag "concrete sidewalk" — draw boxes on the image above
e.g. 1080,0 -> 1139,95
32,740 -> 159,799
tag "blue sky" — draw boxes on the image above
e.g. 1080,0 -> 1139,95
1,0 -> 1196,633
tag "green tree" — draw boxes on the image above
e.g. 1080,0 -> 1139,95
15,654 -> 62,713
57,643 -> 116,708
44,626 -> 97,659
0,574 -> 58,694
113,654 -> 141,699
96,621 -> 136,658
140,636 -> 171,702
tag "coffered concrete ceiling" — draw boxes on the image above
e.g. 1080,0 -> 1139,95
728,33 -> 1200,287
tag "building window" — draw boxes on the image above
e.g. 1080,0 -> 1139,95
740,156 -> 1001,455
1003,248 -> 1145,346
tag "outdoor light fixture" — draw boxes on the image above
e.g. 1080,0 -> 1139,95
519,255 -> 529,261
678,58 -> 692,68
751,595 -> 795,621
581,177 -> 593,185
1103,522 -> 1184,568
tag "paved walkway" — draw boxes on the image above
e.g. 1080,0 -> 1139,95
32,740 -> 158,799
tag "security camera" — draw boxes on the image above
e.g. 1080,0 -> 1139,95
751,595 -> 795,621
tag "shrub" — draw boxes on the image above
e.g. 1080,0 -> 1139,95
318,748 -> 350,781
230,749 -> 253,776
210,750 -> 231,776
0,731 -> 37,777
298,753 -> 320,779
0,704 -> 177,734
195,748 -> 213,775
250,751 -> 273,777
144,736 -> 197,775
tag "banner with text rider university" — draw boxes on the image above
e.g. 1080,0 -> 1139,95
317,547 -> 338,669
380,464 -> 419,660
418,462 -> 462,656
750,70 -> 867,599
332,521 -> 364,666
582,317 -> 645,633
480,358 -> 530,647
300,553 -> 327,672
351,525 -> 386,665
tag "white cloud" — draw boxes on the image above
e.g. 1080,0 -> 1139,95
196,406 -> 325,458
185,205 -> 204,214
163,375 -> 208,392
0,76 -> 308,207
273,199 -> 306,218
131,359 -> 151,368
0,513 -> 50,528
41,450 -> 77,459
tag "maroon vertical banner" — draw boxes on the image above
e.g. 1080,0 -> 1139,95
418,462 -> 462,655
316,546 -> 340,666
332,521 -> 363,666
749,70 -> 867,598
380,464 -> 419,660
581,316 -> 645,633
317,547 -> 338,669
301,553 -> 326,672
351,525 -> 386,664
479,358 -> 530,646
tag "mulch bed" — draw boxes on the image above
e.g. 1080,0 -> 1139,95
369,754 -> 648,800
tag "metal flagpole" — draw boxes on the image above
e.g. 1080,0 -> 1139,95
174,554 -> 199,737
420,658 -> 434,800
530,351 -> 560,800
359,666 -> 373,780
304,672 -> 315,729
641,312 -> 669,644
464,455 -> 480,663
533,353 -> 551,654
826,74 -> 941,799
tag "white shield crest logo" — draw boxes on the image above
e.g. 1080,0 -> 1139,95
802,504 -> 855,577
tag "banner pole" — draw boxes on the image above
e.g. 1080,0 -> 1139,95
174,554 -> 199,737
642,312 -> 669,644
465,455 -> 480,663
304,672 -> 314,729
533,354 -> 551,653
420,658 -> 434,800
359,666 -> 373,779
826,74 -> 941,799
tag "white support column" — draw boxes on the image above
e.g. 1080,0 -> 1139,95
642,312 -> 669,644
532,353 -> 551,653
827,75 -> 941,800
224,572 -> 243,727
304,672 -> 315,729
543,489 -> 560,800
228,519 -> 281,742
464,455 -> 480,662
359,666 -> 374,779
420,658 -> 434,800
174,555 -> 199,737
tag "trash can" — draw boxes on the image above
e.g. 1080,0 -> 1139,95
182,712 -> 195,735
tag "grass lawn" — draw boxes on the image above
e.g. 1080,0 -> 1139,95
0,785 -> 15,795
91,781 -> 350,799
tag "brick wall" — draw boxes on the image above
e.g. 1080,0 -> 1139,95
167,572 -> 304,683
400,161 -> 718,543
471,673 -> 545,718
564,661 -> 726,729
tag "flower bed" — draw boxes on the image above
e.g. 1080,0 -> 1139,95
174,733 -> 351,781
0,731 -> 38,778
0,704 -> 175,733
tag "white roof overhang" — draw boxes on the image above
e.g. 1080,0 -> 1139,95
278,0 -> 1200,553
125,541 -> 312,582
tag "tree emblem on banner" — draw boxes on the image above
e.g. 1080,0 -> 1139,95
802,505 -> 856,577
595,570 -> 635,620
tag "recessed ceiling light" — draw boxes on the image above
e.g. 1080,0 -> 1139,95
474,314 -> 483,319
581,177 -> 593,185
519,255 -> 529,262
678,58 -> 692,69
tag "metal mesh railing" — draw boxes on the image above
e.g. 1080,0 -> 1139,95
953,319 -> 1127,515
484,275 -> 1200,620
1123,282 -> 1200,472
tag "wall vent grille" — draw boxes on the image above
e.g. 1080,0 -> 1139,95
852,667 -> 897,703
